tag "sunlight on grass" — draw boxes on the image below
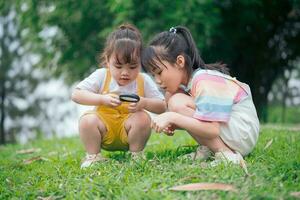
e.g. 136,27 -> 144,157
0,128 -> 299,199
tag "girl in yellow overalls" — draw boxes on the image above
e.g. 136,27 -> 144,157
72,24 -> 166,168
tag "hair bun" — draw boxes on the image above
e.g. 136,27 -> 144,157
119,23 -> 137,32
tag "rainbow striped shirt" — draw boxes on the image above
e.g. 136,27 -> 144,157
186,69 -> 249,122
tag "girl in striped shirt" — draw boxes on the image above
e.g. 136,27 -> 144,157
142,26 -> 260,166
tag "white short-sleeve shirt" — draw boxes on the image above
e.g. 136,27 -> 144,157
76,68 -> 164,99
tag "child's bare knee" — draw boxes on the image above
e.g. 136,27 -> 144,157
79,114 -> 100,130
137,112 -> 151,128
128,112 -> 150,131
168,93 -> 194,112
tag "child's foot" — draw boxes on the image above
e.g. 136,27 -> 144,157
130,151 -> 146,161
80,153 -> 107,168
183,146 -> 212,161
209,151 -> 244,167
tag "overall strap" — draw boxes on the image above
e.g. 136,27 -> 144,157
136,74 -> 144,97
102,69 -> 111,94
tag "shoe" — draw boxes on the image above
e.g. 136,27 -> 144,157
130,151 -> 146,161
80,153 -> 107,169
210,151 -> 244,167
183,146 -> 212,161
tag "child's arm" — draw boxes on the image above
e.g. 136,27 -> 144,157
71,89 -> 121,107
151,112 -> 220,139
141,97 -> 167,114
127,97 -> 166,114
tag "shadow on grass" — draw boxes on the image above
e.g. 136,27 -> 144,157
105,151 -> 128,162
147,145 -> 198,160
102,144 -> 198,162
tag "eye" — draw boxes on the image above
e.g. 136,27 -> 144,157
152,68 -> 162,75
114,64 -> 122,69
130,65 -> 138,69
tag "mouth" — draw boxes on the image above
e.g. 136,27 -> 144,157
120,77 -> 130,81
118,77 -> 131,86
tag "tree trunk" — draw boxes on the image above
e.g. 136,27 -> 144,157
0,78 -> 5,144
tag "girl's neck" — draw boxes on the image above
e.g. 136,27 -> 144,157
181,70 -> 189,86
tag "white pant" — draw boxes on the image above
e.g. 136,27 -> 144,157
220,96 -> 260,156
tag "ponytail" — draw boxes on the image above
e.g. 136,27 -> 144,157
175,26 -> 205,70
204,62 -> 229,75
175,26 -> 229,74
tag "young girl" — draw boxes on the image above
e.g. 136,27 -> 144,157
141,26 -> 260,166
72,24 -> 166,168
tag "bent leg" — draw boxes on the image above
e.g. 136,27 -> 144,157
79,114 -> 107,154
125,111 -> 151,152
168,93 -> 232,153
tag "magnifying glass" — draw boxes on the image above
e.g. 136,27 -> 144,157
119,94 -> 140,103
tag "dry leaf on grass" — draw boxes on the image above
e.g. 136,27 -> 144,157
263,139 -> 273,150
37,195 -> 64,200
169,182 -> 237,192
240,159 -> 251,176
16,148 -> 41,154
23,156 -> 48,164
37,197 -> 53,200
290,192 -> 300,198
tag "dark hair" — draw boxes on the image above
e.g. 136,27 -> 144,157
99,23 -> 142,67
141,26 -> 229,78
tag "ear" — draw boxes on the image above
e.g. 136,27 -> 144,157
105,55 -> 109,65
176,55 -> 185,69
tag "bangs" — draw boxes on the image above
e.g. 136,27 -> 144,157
113,39 -> 140,65
141,46 -> 167,74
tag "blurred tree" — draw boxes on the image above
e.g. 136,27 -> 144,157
0,2 -> 51,144
16,0 -> 300,121
205,0 -> 300,121
17,0 -> 220,81
268,61 -> 300,123
17,0 -> 115,83
110,0 -> 300,121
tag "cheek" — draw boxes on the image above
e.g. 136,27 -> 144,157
159,74 -> 166,83
131,69 -> 140,77
110,68 -> 117,75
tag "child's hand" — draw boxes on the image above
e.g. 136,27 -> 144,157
128,97 -> 145,113
151,112 -> 174,133
101,94 -> 121,107
163,125 -> 175,136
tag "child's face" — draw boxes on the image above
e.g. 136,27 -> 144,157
151,59 -> 186,94
107,56 -> 140,86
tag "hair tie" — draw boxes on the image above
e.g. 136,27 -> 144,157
169,27 -> 177,34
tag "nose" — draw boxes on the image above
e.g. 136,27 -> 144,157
121,69 -> 129,76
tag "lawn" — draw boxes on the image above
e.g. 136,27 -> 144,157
0,125 -> 299,199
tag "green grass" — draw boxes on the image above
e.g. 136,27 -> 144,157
267,105 -> 300,124
1,126 -> 300,199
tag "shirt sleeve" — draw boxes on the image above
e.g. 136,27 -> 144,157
191,73 -> 234,122
76,68 -> 106,93
142,73 -> 165,100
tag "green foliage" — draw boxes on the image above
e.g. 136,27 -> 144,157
14,0 -> 300,119
16,0 -> 221,83
204,0 -> 300,120
16,0 -> 116,83
1,127 -> 299,199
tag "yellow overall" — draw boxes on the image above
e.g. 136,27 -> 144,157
84,70 -> 144,151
